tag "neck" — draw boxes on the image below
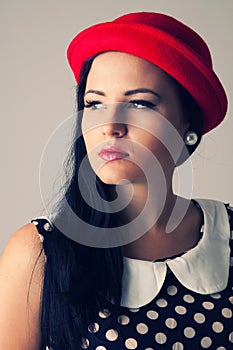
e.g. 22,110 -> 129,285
114,177 -> 176,228
112,180 -> 202,261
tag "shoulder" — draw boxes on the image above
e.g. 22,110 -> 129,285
0,222 -> 46,305
0,223 -> 45,349
0,222 -> 45,268
0,221 -> 46,305
8,221 -> 43,246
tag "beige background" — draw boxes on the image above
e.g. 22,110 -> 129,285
1,0 -> 233,254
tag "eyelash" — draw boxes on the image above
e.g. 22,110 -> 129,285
84,100 -> 103,109
129,99 -> 156,109
84,99 -> 156,110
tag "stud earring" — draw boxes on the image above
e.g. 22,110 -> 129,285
184,131 -> 198,146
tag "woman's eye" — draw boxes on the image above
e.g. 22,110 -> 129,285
129,100 -> 156,109
84,101 -> 104,110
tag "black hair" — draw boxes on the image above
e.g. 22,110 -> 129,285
173,78 -> 204,165
176,81 -> 203,157
39,55 -> 123,349
39,54 -> 203,349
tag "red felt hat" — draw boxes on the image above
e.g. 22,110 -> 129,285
67,12 -> 227,134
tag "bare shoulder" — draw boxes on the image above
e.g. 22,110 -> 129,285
0,222 -> 45,281
0,223 -> 45,349
0,222 -> 46,283
1,222 -> 44,257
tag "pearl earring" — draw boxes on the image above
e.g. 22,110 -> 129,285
184,131 -> 198,146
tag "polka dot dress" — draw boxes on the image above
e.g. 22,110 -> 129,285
32,204 -> 233,349
79,272 -> 233,349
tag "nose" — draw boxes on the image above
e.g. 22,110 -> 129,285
101,122 -> 127,137
101,103 -> 127,137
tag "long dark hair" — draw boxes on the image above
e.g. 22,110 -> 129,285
40,56 -> 123,350
39,54 -> 203,349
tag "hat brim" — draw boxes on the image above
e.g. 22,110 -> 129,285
67,22 -> 227,134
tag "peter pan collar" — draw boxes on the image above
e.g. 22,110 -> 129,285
121,199 -> 231,308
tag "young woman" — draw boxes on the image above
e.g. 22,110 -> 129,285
0,12 -> 232,350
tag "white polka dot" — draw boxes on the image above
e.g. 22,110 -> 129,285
229,331 -> 233,343
229,296 -> 233,304
96,347 -> 106,350
194,313 -> 205,324
165,318 -> 177,329
99,309 -> 111,318
155,332 -> 167,344
212,321 -> 224,333
156,298 -> 168,307
167,285 -> 178,296
172,342 -> 184,350
216,347 -> 226,350
81,337 -> 89,349
184,327 -> 195,338
210,292 -> 221,299
117,315 -> 130,325
221,307 -> 232,318
145,348 -> 154,350
202,301 -> 214,310
125,338 -> 138,349
105,329 -> 118,341
38,234 -> 44,243
129,307 -> 140,312
147,310 -> 159,319
136,322 -> 148,334
88,322 -> 99,333
183,294 -> 195,303
44,222 -> 52,231
175,305 -> 187,315
200,337 -> 212,348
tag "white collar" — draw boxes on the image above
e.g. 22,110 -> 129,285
121,199 -> 231,308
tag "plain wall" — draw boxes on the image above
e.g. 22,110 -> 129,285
1,0 -> 233,254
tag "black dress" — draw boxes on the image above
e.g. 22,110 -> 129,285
32,199 -> 233,349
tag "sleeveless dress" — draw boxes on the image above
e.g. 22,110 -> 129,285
32,199 -> 233,350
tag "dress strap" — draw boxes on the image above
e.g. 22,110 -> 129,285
30,217 -> 53,255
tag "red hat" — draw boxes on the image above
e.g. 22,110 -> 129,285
67,12 -> 227,134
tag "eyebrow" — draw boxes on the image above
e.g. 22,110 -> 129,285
84,89 -> 105,97
124,88 -> 160,98
84,88 -> 160,98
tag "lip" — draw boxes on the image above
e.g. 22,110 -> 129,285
98,146 -> 129,161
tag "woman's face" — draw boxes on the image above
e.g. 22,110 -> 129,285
82,52 -> 189,185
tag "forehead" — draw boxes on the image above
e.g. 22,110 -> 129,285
85,52 -> 177,91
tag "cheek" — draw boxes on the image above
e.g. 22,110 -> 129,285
133,130 -> 182,170
129,130 -> 166,169
83,133 -> 91,152
141,137 -> 170,165
131,128 -> 165,154
83,130 -> 99,153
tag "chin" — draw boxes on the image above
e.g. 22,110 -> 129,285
96,161 -> 146,185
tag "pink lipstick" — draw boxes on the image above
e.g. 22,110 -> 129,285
98,146 -> 129,161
